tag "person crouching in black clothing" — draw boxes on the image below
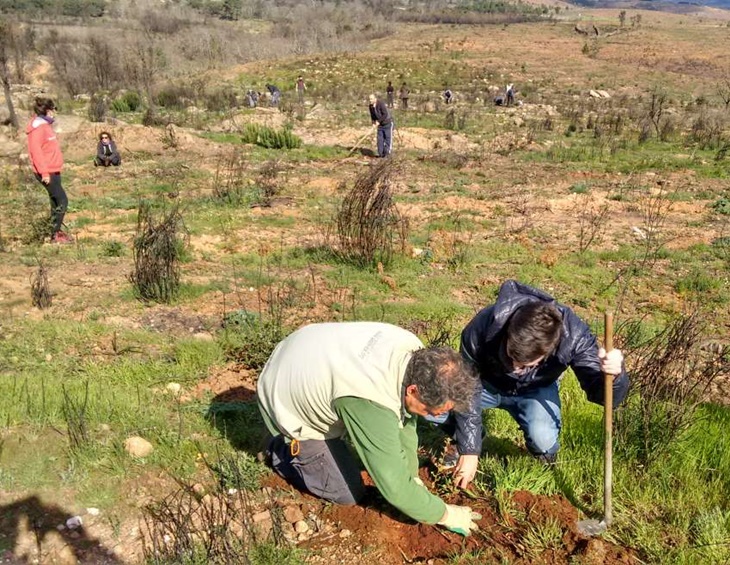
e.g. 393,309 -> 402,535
94,132 -> 121,167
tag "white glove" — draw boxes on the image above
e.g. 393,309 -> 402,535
438,504 -> 481,536
598,348 -> 623,376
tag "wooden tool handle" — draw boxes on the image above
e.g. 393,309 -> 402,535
604,311 -> 614,527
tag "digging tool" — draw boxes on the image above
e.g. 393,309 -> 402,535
347,126 -> 376,157
577,311 -> 614,536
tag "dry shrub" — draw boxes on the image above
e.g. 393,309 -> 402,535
616,313 -> 729,466
142,454 -> 289,564
30,261 -> 52,309
334,159 -> 408,267
129,201 -> 185,304
212,150 -> 249,205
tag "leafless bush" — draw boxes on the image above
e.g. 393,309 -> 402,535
87,94 -> 107,122
402,311 -> 462,348
30,260 -> 51,309
616,313 -> 729,466
142,457 -> 285,564
256,160 -> 284,207
212,150 -> 249,205
690,108 -> 727,149
573,194 -> 610,253
334,159 -> 408,267
129,201 -> 185,304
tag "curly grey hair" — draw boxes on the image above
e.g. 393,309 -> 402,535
403,347 -> 479,412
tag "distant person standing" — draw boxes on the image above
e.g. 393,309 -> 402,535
506,83 -> 515,107
386,81 -> 395,108
399,83 -> 410,110
443,88 -> 453,105
368,93 -> 394,158
26,97 -> 71,244
94,131 -> 121,167
296,76 -> 307,104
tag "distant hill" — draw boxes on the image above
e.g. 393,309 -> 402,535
568,0 -> 730,9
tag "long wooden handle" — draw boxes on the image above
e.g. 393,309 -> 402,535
604,311 -> 614,527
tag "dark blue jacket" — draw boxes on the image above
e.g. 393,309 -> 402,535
454,280 -> 630,455
369,99 -> 392,126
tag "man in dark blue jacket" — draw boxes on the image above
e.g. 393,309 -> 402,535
439,280 -> 629,488
368,93 -> 394,158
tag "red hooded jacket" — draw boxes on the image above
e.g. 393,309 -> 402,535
26,116 -> 64,176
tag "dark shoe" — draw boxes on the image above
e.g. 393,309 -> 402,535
535,452 -> 557,465
51,231 -> 73,244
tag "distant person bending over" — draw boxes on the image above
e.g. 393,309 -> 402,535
266,84 -> 281,107
368,93 -> 394,158
26,97 -> 71,244
296,76 -> 306,104
246,90 -> 259,108
431,280 -> 630,489
94,131 -> 121,167
399,82 -> 410,109
257,322 -> 482,536
443,89 -> 453,105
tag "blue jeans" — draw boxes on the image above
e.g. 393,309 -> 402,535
377,122 -> 394,157
431,381 -> 562,457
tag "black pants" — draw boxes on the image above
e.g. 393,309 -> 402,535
36,173 -> 67,234
95,155 -> 121,167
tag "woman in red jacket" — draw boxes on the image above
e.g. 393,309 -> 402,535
26,97 -> 71,243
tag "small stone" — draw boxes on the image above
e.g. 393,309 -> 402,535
123,436 -> 154,458
191,484 -> 206,499
45,354 -> 53,362
283,506 -> 305,524
339,529 -> 352,538
261,486 -> 274,497
253,510 -> 271,523
56,524 -> 66,531
192,332 -> 214,341
66,516 -> 83,530
294,520 -> 309,534
165,382 -> 182,395
86,507 -> 100,516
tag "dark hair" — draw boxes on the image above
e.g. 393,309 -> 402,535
34,97 -> 56,116
505,302 -> 562,364
99,131 -> 112,141
403,347 -> 479,412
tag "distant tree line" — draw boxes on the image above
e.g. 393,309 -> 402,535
0,0 -> 105,18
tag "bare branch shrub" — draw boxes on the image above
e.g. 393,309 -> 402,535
334,158 -> 408,267
30,260 -> 51,309
212,150 -> 249,205
129,201 -> 185,304
572,194 -> 610,253
142,458 -> 288,564
616,313 -> 729,466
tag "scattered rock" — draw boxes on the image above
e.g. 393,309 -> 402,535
165,382 -> 182,395
86,507 -> 100,516
631,226 -> 647,240
294,520 -> 310,534
283,505 -> 305,524
192,483 -> 206,499
123,436 -> 154,458
597,90 -> 611,98
192,332 -> 214,341
66,516 -> 83,530
253,510 -> 271,523
339,529 -> 352,538
589,90 -> 601,98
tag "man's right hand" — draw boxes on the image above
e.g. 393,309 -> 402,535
438,504 -> 481,536
453,454 -> 479,489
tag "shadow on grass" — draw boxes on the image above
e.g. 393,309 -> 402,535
206,388 -> 268,454
0,496 -> 122,564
